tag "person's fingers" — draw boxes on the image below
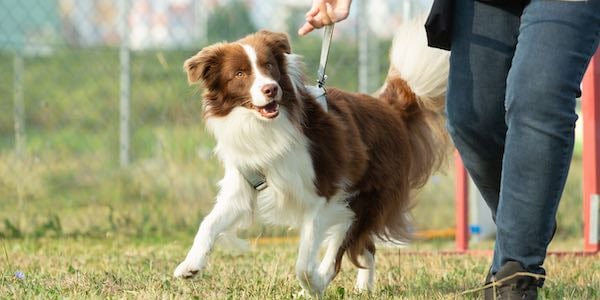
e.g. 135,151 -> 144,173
305,5 -> 319,18
298,22 -> 315,36
307,16 -> 327,30
325,3 -> 337,21
318,1 -> 333,25
299,0 -> 350,35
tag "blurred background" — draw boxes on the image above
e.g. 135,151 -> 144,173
0,0 -> 585,246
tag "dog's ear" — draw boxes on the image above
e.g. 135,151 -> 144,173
183,43 -> 225,85
256,30 -> 291,55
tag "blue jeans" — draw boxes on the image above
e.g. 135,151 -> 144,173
447,0 -> 600,275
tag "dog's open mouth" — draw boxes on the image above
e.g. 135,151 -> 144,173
253,101 -> 279,119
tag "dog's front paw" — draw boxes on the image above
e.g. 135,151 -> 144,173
296,269 -> 325,298
173,259 -> 204,279
292,289 -> 310,299
293,288 -> 324,299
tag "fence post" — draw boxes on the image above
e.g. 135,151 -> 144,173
582,48 -> 600,253
194,0 -> 207,45
13,52 -> 25,159
455,151 -> 469,252
119,0 -> 131,167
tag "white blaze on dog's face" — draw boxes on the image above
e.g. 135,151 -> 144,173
183,31 -> 292,121
242,44 -> 282,118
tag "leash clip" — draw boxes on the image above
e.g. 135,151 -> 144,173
317,24 -> 334,88
314,24 -> 334,112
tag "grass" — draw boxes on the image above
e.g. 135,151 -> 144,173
1,237 -> 598,299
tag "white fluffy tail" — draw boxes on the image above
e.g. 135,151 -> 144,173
388,16 -> 450,99
376,16 -> 451,190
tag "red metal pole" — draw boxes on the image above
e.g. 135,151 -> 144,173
582,48 -> 600,253
455,151 -> 469,252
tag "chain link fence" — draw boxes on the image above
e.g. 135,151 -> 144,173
0,0 -> 457,239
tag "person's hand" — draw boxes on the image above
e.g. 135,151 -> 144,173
298,0 -> 352,36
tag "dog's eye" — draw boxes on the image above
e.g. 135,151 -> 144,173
235,71 -> 244,78
265,63 -> 273,70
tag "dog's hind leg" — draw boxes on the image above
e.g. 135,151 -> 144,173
354,241 -> 376,292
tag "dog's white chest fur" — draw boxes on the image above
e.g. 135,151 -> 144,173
206,107 -> 320,226
254,142 -> 320,226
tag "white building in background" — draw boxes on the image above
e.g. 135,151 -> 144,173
52,0 -> 435,50
59,0 -> 205,49
129,0 -> 197,49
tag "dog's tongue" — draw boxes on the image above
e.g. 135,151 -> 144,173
258,102 -> 279,118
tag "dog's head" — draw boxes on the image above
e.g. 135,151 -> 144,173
184,30 -> 294,120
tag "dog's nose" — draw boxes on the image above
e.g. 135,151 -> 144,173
261,84 -> 278,98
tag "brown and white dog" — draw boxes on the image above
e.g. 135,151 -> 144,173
174,20 -> 449,297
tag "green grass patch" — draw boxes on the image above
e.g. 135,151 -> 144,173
1,238 -> 597,299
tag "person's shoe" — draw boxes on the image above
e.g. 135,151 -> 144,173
483,221 -> 555,299
483,261 -> 544,300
